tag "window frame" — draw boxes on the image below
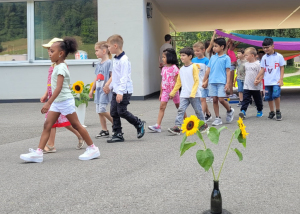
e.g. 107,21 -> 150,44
0,0 -> 99,66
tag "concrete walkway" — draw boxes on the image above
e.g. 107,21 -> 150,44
283,69 -> 300,78
0,88 -> 299,214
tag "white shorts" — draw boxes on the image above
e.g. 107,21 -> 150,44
96,103 -> 108,113
49,98 -> 76,116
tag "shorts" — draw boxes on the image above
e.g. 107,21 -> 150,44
208,83 -> 226,97
49,98 -> 76,116
96,103 -> 108,113
264,85 -> 281,101
237,79 -> 244,92
200,88 -> 209,98
161,90 -> 180,104
230,63 -> 236,71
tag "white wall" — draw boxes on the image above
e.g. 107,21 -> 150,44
142,0 -> 170,95
0,64 -> 95,100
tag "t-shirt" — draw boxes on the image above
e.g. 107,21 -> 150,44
207,53 -> 231,84
260,52 -> 286,86
51,63 -> 73,102
227,49 -> 237,63
236,59 -> 247,80
192,57 -> 209,88
94,60 -> 113,104
161,64 -> 179,92
159,43 -> 172,63
244,61 -> 262,90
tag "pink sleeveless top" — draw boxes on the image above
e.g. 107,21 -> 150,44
227,49 -> 237,63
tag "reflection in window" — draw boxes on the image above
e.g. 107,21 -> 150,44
34,0 -> 98,60
0,2 -> 27,61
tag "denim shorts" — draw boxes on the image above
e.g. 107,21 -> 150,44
208,83 -> 226,97
237,79 -> 244,92
200,88 -> 209,98
265,85 -> 281,101
96,103 -> 108,113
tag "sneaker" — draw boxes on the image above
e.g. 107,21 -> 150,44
78,145 -> 100,161
136,121 -> 146,139
206,97 -> 210,102
239,110 -> 246,119
237,101 -> 242,107
199,123 -> 209,133
95,130 -> 110,139
205,114 -> 212,122
168,126 -> 181,135
276,111 -> 282,121
20,149 -> 43,163
268,111 -> 275,120
209,97 -> 213,102
232,94 -> 238,98
107,133 -> 125,143
212,117 -> 222,126
257,111 -> 263,117
226,108 -> 235,123
148,124 -> 161,133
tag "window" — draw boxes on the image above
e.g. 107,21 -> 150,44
34,0 -> 98,60
0,2 -> 27,62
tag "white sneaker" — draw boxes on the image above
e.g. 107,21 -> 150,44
148,124 -> 161,132
79,146 -> 100,160
20,148 -> 43,163
212,118 -> 222,126
206,97 -> 211,102
226,107 -> 235,123
232,94 -> 238,98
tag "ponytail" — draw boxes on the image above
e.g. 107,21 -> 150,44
59,37 -> 78,58
95,41 -> 112,59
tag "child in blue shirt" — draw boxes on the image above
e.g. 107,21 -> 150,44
192,42 -> 212,122
202,38 -> 235,126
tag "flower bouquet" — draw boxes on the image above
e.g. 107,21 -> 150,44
71,81 -> 91,107
180,116 -> 248,214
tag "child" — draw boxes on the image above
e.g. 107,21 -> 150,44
148,48 -> 186,132
202,38 -> 235,126
20,37 -> 100,162
168,47 -> 208,135
227,39 -> 240,98
89,41 -> 113,138
255,38 -> 285,120
105,34 -> 145,143
192,42 -> 212,121
235,48 -> 247,107
239,47 -> 263,119
40,38 -> 84,152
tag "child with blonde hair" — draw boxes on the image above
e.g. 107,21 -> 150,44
89,41 -> 113,138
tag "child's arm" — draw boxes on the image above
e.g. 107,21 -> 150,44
202,67 -> 210,88
159,81 -> 162,101
224,68 -> 231,91
169,74 -> 181,99
233,42 -> 241,49
190,64 -> 200,98
89,77 -> 97,98
41,75 -> 64,114
254,68 -> 265,85
278,66 -> 284,86
40,89 -> 48,103
206,30 -> 216,53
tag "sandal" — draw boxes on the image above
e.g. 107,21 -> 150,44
43,144 -> 57,153
76,138 -> 85,150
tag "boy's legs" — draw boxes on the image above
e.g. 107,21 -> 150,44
110,93 -> 122,134
240,89 -> 251,113
251,90 -> 263,112
175,98 -> 190,127
190,97 -> 205,121
237,79 -> 244,103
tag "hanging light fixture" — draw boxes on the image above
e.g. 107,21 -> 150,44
278,5 -> 300,26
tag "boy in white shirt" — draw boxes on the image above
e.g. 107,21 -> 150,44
255,38 -> 285,121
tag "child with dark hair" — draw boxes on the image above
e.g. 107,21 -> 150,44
202,38 -> 235,126
148,48 -> 186,132
159,34 -> 173,69
20,37 -> 100,162
168,47 -> 208,135
235,48 -> 247,107
255,38 -> 285,120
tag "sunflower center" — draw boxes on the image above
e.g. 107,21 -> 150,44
186,121 -> 194,130
75,85 -> 81,91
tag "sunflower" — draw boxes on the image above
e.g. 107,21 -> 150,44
72,82 -> 83,94
77,81 -> 84,86
181,115 -> 200,137
237,117 -> 249,139
89,82 -> 95,94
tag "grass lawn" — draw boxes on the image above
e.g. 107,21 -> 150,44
284,66 -> 299,74
283,75 -> 300,86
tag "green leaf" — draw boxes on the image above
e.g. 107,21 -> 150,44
198,120 -> 205,128
196,130 -> 204,142
234,129 -> 241,139
180,142 -> 197,156
218,126 -> 227,133
196,149 -> 214,171
208,127 -> 219,144
231,148 -> 243,161
180,133 -> 187,151
237,134 -> 247,148
74,99 -> 81,107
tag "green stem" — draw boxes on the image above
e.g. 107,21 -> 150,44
201,134 -> 216,181
217,133 -> 235,181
